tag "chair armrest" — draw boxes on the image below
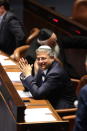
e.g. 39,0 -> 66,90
71,78 -> 80,91
62,115 -> 76,120
56,108 -> 77,113
26,28 -> 40,44
56,108 -> 77,131
13,45 -> 29,61
71,78 -> 80,83
55,108 -> 77,118
62,114 -> 76,131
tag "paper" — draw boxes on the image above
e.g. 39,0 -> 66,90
24,108 -> 56,122
0,55 -> 8,60
17,90 -> 32,98
25,108 -> 52,114
0,59 -> 16,65
6,72 -> 21,82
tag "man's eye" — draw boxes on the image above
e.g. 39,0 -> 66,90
37,58 -> 46,61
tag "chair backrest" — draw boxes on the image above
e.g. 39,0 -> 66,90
76,75 -> 87,96
56,108 -> 77,131
72,0 -> 87,27
71,78 -> 80,91
11,27 -> 40,61
26,27 -> 40,44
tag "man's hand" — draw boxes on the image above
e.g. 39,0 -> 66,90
18,58 -> 32,77
34,60 -> 39,74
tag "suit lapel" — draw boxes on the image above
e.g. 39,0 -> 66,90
46,61 -> 55,76
36,62 -> 56,86
0,13 -> 7,31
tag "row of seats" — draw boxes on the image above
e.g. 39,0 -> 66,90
10,1 -> 87,129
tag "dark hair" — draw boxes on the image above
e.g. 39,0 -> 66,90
0,1 -> 9,10
38,28 -> 53,41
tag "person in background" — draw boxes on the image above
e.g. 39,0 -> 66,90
0,0 -> 25,55
74,57 -> 87,131
19,45 -> 77,109
9,0 -> 24,23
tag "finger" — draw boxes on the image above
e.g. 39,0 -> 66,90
25,59 -> 28,64
31,64 -> 33,68
19,58 -> 26,67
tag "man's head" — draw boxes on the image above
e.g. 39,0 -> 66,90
0,1 -> 9,15
36,45 -> 55,70
37,28 -> 57,48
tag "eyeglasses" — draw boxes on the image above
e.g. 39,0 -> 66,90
36,57 -> 47,61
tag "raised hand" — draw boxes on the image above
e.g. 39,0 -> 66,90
18,57 -> 32,77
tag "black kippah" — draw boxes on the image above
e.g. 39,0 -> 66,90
38,28 -> 53,41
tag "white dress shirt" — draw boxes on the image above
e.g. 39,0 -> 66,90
0,12 -> 6,24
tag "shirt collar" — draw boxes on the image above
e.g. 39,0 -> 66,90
0,12 -> 6,24
43,69 -> 48,75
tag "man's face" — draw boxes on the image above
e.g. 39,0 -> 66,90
0,6 -> 5,16
36,51 -> 54,70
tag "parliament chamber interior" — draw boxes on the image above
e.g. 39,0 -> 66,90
23,0 -> 87,79
0,0 -> 87,131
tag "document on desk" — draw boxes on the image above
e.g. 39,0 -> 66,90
0,59 -> 16,66
24,108 -> 56,122
0,55 -> 8,60
6,72 -> 21,82
17,90 -> 32,98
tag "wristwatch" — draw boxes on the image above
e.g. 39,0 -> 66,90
20,73 -> 26,80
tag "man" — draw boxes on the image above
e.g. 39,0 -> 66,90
0,1 -> 25,55
74,84 -> 87,131
24,28 -> 60,64
24,28 -> 87,78
19,45 -> 76,109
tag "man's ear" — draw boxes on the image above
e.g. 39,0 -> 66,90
50,56 -> 55,60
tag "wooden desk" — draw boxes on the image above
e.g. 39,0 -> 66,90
0,51 -> 68,131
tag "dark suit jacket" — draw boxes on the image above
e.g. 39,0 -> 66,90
74,85 -> 87,131
0,11 -> 25,55
21,61 -> 76,109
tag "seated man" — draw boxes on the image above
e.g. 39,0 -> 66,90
19,45 -> 77,109
24,28 -> 87,78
